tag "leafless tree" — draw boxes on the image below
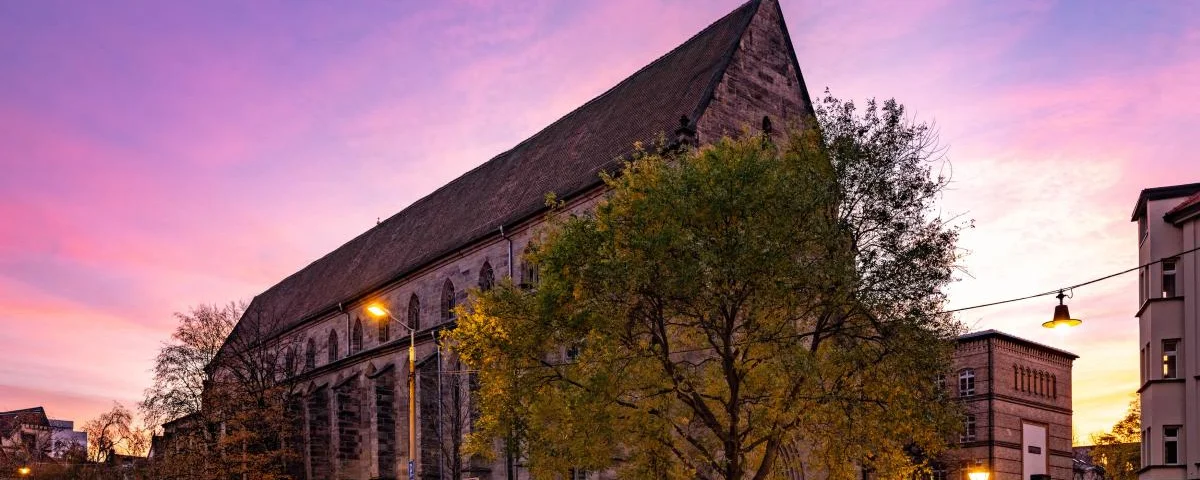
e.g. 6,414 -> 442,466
83,402 -> 148,463
149,303 -> 307,479
140,302 -> 244,430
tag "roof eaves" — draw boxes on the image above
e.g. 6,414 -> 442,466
957,329 -> 1079,360
1131,182 -> 1200,221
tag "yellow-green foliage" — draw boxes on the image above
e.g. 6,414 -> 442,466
448,96 -> 964,480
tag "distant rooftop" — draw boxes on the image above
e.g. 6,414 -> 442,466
1131,181 -> 1200,221
957,329 -> 1078,359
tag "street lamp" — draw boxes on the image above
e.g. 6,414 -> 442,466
966,467 -> 990,480
16,466 -> 31,477
1042,290 -> 1083,330
367,303 -> 417,479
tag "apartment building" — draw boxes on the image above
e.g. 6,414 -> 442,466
1132,182 -> 1200,480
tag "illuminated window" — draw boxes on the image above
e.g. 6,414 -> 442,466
1163,339 -> 1179,379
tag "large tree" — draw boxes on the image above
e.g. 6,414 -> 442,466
143,303 -> 305,479
140,302 -> 243,429
84,402 -> 148,463
1090,399 -> 1140,480
447,94 -> 965,480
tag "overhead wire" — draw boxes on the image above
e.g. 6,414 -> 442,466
945,244 -> 1200,313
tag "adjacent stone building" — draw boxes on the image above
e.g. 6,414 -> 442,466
943,330 -> 1077,480
212,1 -> 815,479
1130,182 -> 1200,480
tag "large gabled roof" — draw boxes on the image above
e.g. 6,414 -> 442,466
229,0 -> 771,344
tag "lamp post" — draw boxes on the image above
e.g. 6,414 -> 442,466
367,303 -> 417,480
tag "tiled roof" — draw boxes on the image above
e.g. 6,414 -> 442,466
0,406 -> 50,436
227,0 -> 765,345
1164,190 -> 1200,224
1130,182 -> 1200,221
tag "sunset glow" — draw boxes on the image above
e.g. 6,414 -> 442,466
2,0 -> 1198,442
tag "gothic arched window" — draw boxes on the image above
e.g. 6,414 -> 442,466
328,329 -> 339,363
285,347 -> 296,376
479,261 -> 495,291
378,315 -> 390,343
442,279 -> 456,322
305,338 -> 316,370
958,369 -> 975,396
408,294 -> 420,332
351,318 -> 364,354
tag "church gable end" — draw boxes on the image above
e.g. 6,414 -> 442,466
224,0 -> 813,353
695,0 -> 813,141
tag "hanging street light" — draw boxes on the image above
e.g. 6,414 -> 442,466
1042,290 -> 1083,329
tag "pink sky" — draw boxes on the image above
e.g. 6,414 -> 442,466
1,0 -> 1198,441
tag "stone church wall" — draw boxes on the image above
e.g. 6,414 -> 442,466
696,0 -> 809,143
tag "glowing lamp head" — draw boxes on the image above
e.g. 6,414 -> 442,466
1042,291 -> 1082,329
967,470 -> 989,480
366,304 -> 389,318
17,466 -> 31,476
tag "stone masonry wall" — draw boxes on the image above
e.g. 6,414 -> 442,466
696,0 -> 809,142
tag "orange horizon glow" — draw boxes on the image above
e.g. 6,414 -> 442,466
1,0 -> 1197,443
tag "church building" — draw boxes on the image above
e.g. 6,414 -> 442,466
215,0 -> 814,479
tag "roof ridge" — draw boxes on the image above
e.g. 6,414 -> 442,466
228,0 -> 774,347
242,0 -> 763,309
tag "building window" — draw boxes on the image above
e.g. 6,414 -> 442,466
961,415 -> 977,443
285,348 -> 296,376
959,369 -> 975,396
378,315 -> 390,343
442,279 -> 456,321
351,318 -> 363,354
328,330 -> 339,363
1139,215 -> 1147,242
305,338 -> 316,370
1163,339 -> 1179,379
408,294 -> 421,332
1142,267 -> 1151,305
936,374 -> 947,392
521,244 -> 539,289
1164,426 -> 1180,464
1162,258 -> 1177,298
569,468 -> 590,480
1143,427 -> 1151,465
479,261 -> 495,291
1141,346 -> 1147,384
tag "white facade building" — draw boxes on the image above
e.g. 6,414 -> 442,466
1131,182 -> 1200,480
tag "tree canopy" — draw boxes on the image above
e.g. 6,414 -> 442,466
447,94 -> 965,480
1090,399 -> 1140,480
